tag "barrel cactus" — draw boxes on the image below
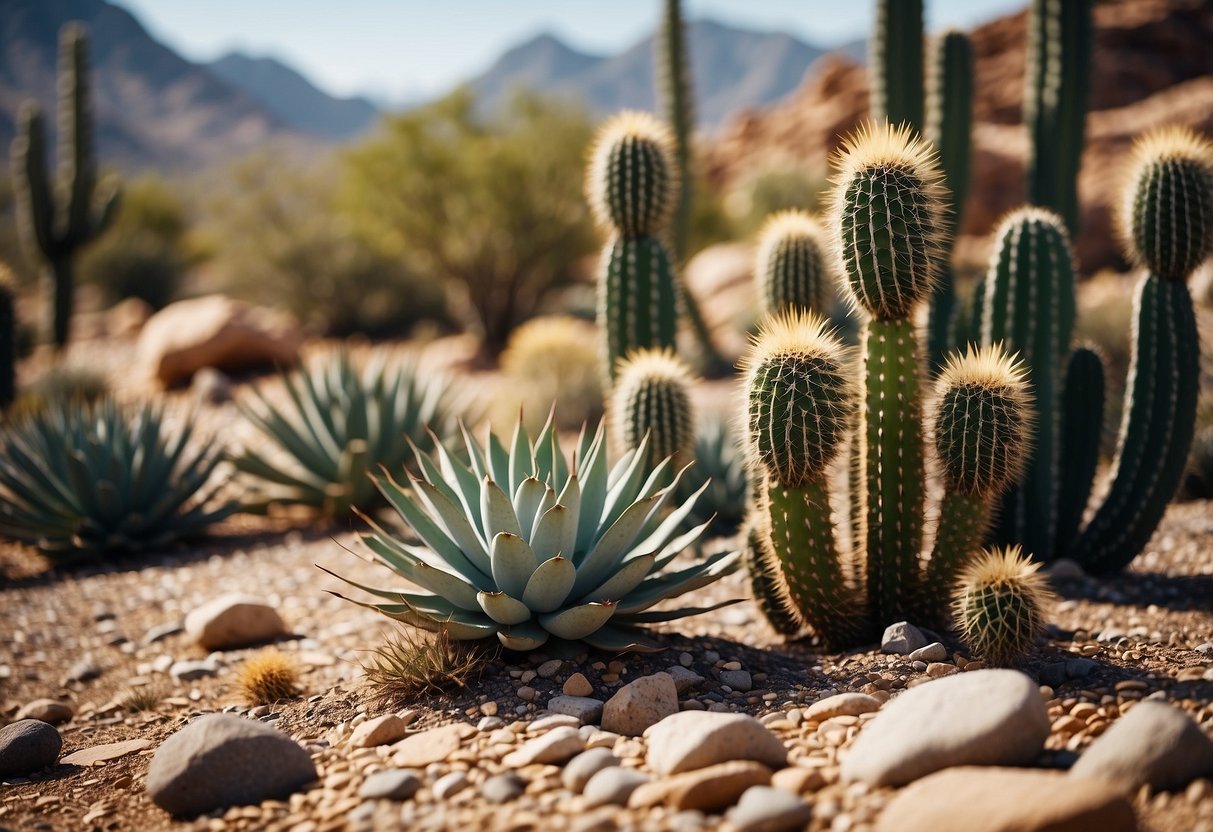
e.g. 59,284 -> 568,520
754,210 -> 832,316
610,348 -> 695,472
953,546 -> 1053,666
327,416 -> 740,652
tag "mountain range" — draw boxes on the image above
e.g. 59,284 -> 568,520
0,0 -> 858,172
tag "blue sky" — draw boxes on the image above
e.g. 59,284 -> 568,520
112,0 -> 1025,103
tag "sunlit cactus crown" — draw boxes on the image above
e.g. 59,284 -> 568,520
327,416 -> 739,653
1121,126 -> 1213,281
830,122 -> 948,320
586,111 -> 679,237
742,311 -> 856,487
611,348 -> 695,469
953,546 -> 1054,666
933,345 -> 1034,497
987,205 -> 1074,271
755,210 -> 832,315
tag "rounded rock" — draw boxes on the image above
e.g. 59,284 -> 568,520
0,719 -> 62,778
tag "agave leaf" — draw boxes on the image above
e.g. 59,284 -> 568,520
512,477 -> 548,538
487,433 -> 510,486
579,623 -> 664,653
509,417 -> 535,496
358,511 -> 491,590
460,423 -> 489,480
578,553 -> 654,604
539,601 -> 618,640
497,620 -> 549,651
613,598 -> 743,624
432,434 -> 481,516
571,493 -> 662,595
490,532 -> 537,598
529,504 -> 571,563
555,475 -> 581,557
414,478 -> 493,563
481,477 -> 523,539
574,428 -> 609,553
600,436 -> 654,530
650,517 -> 714,570
634,478 -> 710,561
477,591 -> 532,625
407,438 -> 465,509
375,474 -> 489,578
520,555 -> 576,612
616,549 -> 740,614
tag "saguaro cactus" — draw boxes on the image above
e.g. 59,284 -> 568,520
10,24 -> 120,349
754,210 -> 831,317
870,0 -> 924,134
610,347 -> 695,472
586,112 -> 679,385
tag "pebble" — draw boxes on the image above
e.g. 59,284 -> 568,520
1069,700 -> 1213,792
770,767 -> 826,795
556,747 -> 614,791
881,622 -> 928,655
907,643 -> 947,663
351,714 -> 412,748
667,666 -> 705,693
530,713 -> 583,733
841,669 -> 1050,787
0,720 -> 62,778
169,658 -> 220,682
481,772 -> 526,803
563,672 -> 594,697
727,785 -> 813,832
877,766 -> 1136,832
502,726 -> 584,767
184,594 -> 288,650
804,693 -> 882,722
645,711 -> 788,775
65,658 -> 103,684
146,714 -> 317,816
391,724 -> 470,767
1064,658 -> 1098,679
359,769 -> 422,801
15,699 -> 74,725
583,767 -> 650,808
431,771 -> 469,799
547,696 -> 604,724
537,659 -> 563,678
628,760 -> 773,812
925,662 -> 958,678
720,670 -> 753,692
61,738 -> 152,766
602,672 -> 679,737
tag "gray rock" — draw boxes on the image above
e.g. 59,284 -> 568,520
142,622 -> 184,645
1045,559 -> 1086,580
0,720 -> 62,778
482,772 -> 526,803
431,770 -> 469,799
359,769 -> 422,800
583,767 -> 650,807
185,594 -> 287,651
1195,643 -> 1213,656
563,748 -> 620,793
602,672 -> 679,737
1038,662 -> 1068,689
720,670 -> 753,692
536,659 -> 563,678
841,669 -> 1050,787
727,785 -> 813,832
547,695 -> 605,724
805,692 -> 883,722
502,725 -> 584,767
907,642 -> 947,663
1065,658 -> 1098,679
1069,700 -> 1213,792
64,658 -> 102,684
881,622 -> 928,655
15,699 -> 74,726
645,712 -> 788,775
169,658 -> 220,682
667,666 -> 705,693
146,713 -> 317,816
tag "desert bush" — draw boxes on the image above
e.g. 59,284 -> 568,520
497,315 -> 602,433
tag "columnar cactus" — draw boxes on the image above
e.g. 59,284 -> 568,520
869,0 -> 924,134
587,112 -> 679,386
9,24 -> 120,348
0,265 -> 15,409
980,208 -> 1076,562
1024,0 -> 1092,235
754,210 -> 831,316
610,348 -> 695,473
1054,346 -> 1104,553
952,546 -> 1053,666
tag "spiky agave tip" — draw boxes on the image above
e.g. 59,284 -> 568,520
828,121 -> 949,321
952,546 -> 1054,666
586,110 -> 679,237
741,310 -> 856,487
611,347 -> 696,464
1119,125 -> 1213,282
933,343 -> 1035,496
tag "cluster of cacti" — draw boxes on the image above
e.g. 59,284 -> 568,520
754,210 -> 832,317
233,350 -> 454,518
610,348 -> 695,473
743,125 -> 1041,662
1024,0 -> 1092,234
9,23 -> 120,349
952,546 -> 1053,666
327,415 -> 739,652
979,127 -> 1212,574
0,264 -> 15,410
586,112 -> 680,386
0,398 -> 235,559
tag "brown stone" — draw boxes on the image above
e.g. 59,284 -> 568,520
61,738 -> 152,766
390,724 -> 471,767
628,761 -> 773,812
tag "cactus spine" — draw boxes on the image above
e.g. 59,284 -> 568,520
1069,128 -> 1212,573
754,210 -> 831,316
952,546 -> 1053,666
980,208 -> 1076,562
610,348 -> 695,472
587,112 -> 679,385
1024,0 -> 1092,235
924,31 -> 973,371
0,265 -> 15,409
9,24 -> 119,349
870,0 -> 924,134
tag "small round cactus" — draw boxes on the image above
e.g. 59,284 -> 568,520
1121,126 -> 1213,282
933,344 -> 1034,497
586,111 -> 679,238
830,122 -> 947,321
743,311 -> 855,487
953,546 -> 1053,666
755,210 -> 832,316
611,348 -> 695,470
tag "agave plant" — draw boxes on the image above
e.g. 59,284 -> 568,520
326,416 -> 740,652
0,398 -> 234,559
234,350 -> 453,517
680,417 -> 748,537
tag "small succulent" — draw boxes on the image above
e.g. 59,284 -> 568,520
0,398 -> 234,559
953,546 -> 1053,666
234,350 -> 453,517
327,416 -> 740,652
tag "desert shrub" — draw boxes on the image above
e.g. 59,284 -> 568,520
342,90 -> 597,351
726,165 -> 829,238
497,315 -> 602,433
8,365 -> 109,420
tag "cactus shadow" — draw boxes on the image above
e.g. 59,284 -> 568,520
1049,570 -> 1213,613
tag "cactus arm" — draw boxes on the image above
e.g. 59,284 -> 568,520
11,106 -> 58,258
91,180 -> 121,238
861,319 -> 925,625
1071,277 -> 1199,573
1053,346 -> 1104,554
923,490 -> 989,624
61,25 -> 98,248
870,0 -> 924,133
742,514 -> 805,637
598,236 -> 678,385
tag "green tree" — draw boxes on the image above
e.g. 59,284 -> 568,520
342,90 -> 597,351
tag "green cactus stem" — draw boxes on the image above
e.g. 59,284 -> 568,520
741,516 -> 805,638
0,266 -> 14,409
9,24 -> 120,349
754,210 -> 831,316
1054,346 -> 1104,554
610,348 -> 695,472
870,0 -> 924,134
